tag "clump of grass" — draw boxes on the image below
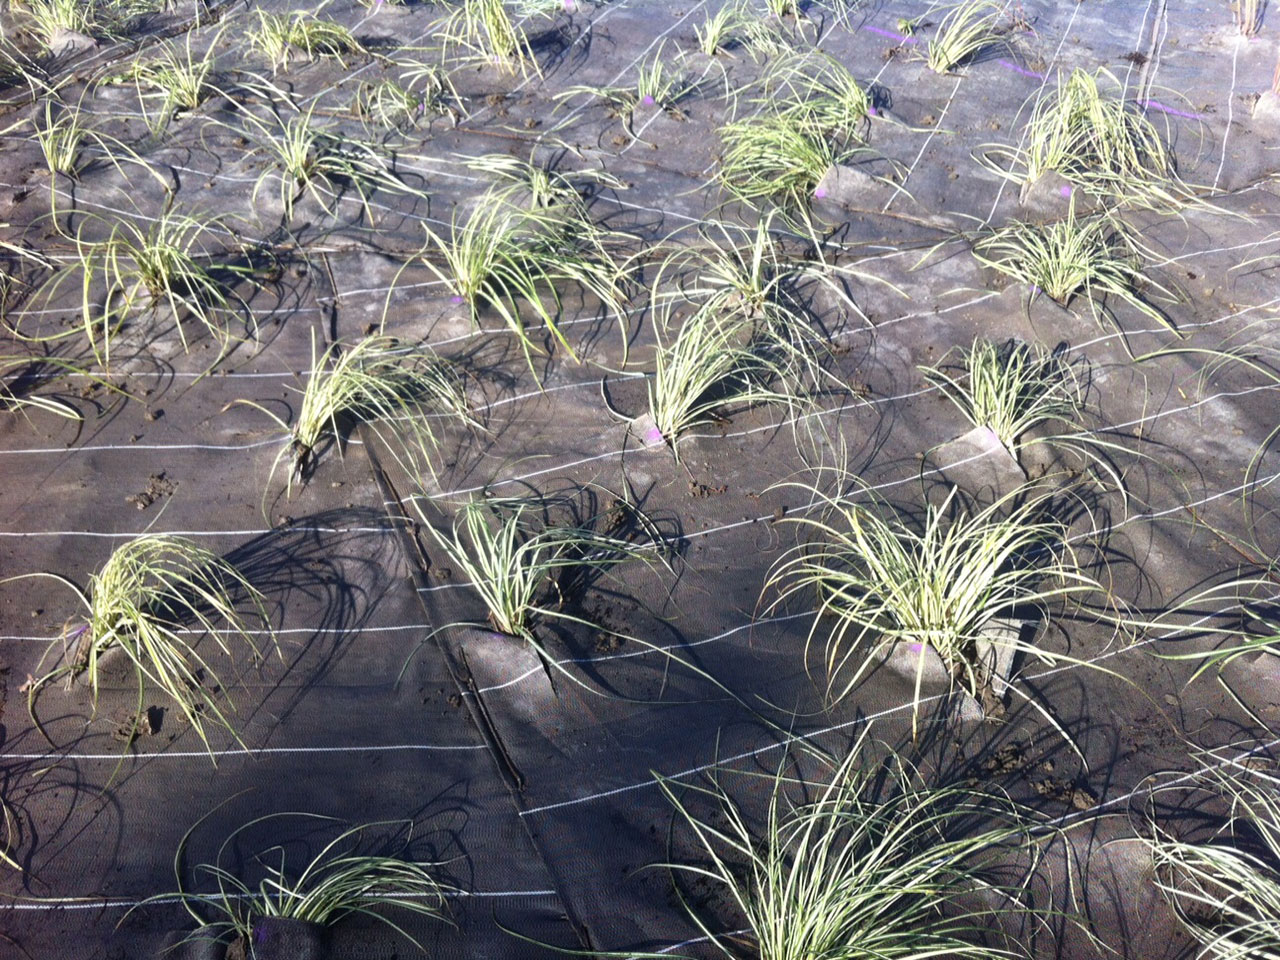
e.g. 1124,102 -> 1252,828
558,43 -> 694,129
5,533 -> 275,754
695,1 -> 748,55
249,8 -> 362,71
412,495 -> 663,671
125,29 -> 223,132
920,339 -> 1134,495
245,103 -> 410,222
233,333 -> 478,496
719,53 -> 871,209
417,184 -> 626,375
762,50 -> 871,136
433,0 -> 540,76
972,206 -> 1179,337
661,730 -> 1041,960
32,96 -> 90,179
921,339 -> 1084,453
926,0 -> 1006,74
463,153 -> 624,210
719,112 -> 852,209
764,476 -> 1105,728
16,0 -> 101,50
19,208 -> 250,369
74,209 -> 248,366
140,814 -> 451,952
635,215 -> 852,455
763,0 -> 801,17
655,215 -> 853,325
1235,0 -> 1266,37
353,64 -> 462,130
642,299 -> 822,459
982,67 -> 1184,208
1145,768 -> 1280,959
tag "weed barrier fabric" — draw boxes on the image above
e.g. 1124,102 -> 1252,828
1,0 -> 1279,958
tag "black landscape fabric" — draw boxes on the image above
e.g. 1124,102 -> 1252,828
2,1 -> 1280,959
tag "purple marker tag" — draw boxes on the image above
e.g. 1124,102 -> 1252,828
642,94 -> 655,106
814,186 -> 827,199
1031,284 -> 1041,295
644,426 -> 664,446
908,642 -> 923,653
867,106 -> 877,116
450,295 -> 465,304
1058,184 -> 1072,198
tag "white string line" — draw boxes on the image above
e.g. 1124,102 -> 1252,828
0,623 -> 440,642
4,282 -> 1277,539
400,287 -> 1280,507
6,294 -> 1272,540
1122,0 -> 1161,91
518,579 -> 1280,818
0,525 -> 397,540
0,743 -> 487,762
880,74 -> 962,214
0,887 -> 559,913
1211,37 -> 1240,194
0,436 -> 288,455
1143,0 -> 1169,101
980,0 -> 1083,224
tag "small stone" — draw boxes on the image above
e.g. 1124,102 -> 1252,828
1252,90 -> 1280,125
48,28 -> 98,57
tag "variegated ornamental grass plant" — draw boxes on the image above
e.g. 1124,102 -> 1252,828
17,207 -> 254,370
662,728 -> 1046,960
719,51 -> 872,209
971,206 -> 1180,340
136,814 -> 452,952
418,182 -> 628,376
1145,766 -> 1280,960
640,216 -> 848,456
926,0 -> 1007,74
413,495 -> 663,652
982,67 -> 1187,209
763,471 -> 1111,734
4,533 -> 276,756
232,332 -> 479,498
